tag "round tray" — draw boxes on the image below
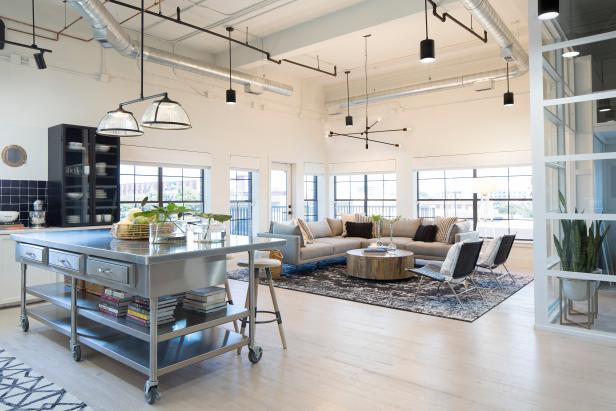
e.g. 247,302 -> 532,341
110,223 -> 150,240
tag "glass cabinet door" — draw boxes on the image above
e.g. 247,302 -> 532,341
63,126 -> 91,226
92,133 -> 120,225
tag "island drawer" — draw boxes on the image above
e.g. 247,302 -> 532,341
49,249 -> 84,273
17,243 -> 48,264
87,257 -> 134,286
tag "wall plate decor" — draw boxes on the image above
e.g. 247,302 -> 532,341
1,145 -> 27,167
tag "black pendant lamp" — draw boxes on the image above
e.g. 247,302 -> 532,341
538,0 -> 559,20
226,27 -> 236,105
503,62 -> 514,107
344,70 -> 353,127
420,0 -> 435,63
598,99 -> 612,113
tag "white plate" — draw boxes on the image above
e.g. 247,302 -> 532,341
95,145 -> 111,152
66,193 -> 84,200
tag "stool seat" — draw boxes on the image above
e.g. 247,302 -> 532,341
237,258 -> 281,269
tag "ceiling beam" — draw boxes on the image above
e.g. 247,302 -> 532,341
214,0 -> 457,69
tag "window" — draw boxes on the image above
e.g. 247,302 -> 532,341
230,170 -> 253,236
120,164 -> 206,217
334,174 -> 396,218
304,175 -> 318,222
416,167 -> 533,240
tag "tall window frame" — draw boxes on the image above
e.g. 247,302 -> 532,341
334,173 -> 396,218
303,175 -> 318,222
230,169 -> 253,236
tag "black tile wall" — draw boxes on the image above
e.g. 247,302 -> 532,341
0,180 -> 48,226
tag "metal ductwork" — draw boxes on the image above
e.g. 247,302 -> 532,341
327,0 -> 528,109
67,0 -> 293,96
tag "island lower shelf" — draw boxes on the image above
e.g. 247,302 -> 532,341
27,283 -> 248,342
29,304 -> 247,376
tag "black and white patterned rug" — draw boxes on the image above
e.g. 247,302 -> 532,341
228,258 -> 533,322
0,348 -> 89,410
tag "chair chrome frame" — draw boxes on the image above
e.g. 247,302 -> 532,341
408,241 -> 485,308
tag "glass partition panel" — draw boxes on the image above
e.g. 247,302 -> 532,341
541,1 -> 616,44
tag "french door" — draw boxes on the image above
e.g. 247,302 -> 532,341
271,163 -> 292,222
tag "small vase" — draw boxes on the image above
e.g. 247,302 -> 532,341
149,221 -> 187,244
387,222 -> 396,253
193,221 -> 226,243
375,222 -> 383,246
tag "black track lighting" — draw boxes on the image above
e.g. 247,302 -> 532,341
503,62 -> 514,107
226,26 -> 236,105
344,70 -> 353,127
420,0 -> 435,63
538,0 -> 559,20
33,51 -> 46,69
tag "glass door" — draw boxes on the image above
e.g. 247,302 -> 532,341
92,132 -> 121,225
63,126 -> 91,226
230,169 -> 253,236
271,163 -> 292,222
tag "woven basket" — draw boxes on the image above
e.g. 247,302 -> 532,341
111,223 -> 150,240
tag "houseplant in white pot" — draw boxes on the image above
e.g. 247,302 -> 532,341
553,192 -> 609,301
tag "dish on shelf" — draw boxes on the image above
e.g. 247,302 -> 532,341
0,211 -> 19,223
95,144 -> 111,153
66,192 -> 84,200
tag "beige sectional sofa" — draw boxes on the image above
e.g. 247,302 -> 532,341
258,217 -> 478,267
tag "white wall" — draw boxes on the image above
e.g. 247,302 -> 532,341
0,33 -> 326,232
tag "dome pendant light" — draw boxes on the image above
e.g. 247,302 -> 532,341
226,27 -> 237,105
141,94 -> 191,129
420,0 -> 435,63
97,106 -> 143,137
503,62 -> 514,107
538,0 -> 559,20
344,70 -> 353,127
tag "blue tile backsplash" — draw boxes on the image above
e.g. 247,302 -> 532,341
0,180 -> 48,226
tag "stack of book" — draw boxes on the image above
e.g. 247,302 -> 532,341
127,295 -> 178,327
364,246 -> 388,254
183,287 -> 227,314
98,288 -> 132,318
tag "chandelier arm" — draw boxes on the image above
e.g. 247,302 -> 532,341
364,128 -> 408,134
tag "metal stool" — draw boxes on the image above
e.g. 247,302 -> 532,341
237,257 -> 287,350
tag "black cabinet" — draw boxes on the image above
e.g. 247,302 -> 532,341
48,124 -> 120,227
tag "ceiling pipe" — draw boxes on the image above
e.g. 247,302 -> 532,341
327,0 -> 528,109
67,0 -> 293,96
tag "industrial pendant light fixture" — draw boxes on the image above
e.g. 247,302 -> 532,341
562,49 -> 579,58
344,70 -> 353,127
598,99 -> 612,113
503,62 -> 514,107
538,0 -> 559,20
226,26 -> 236,105
420,0 -> 435,63
97,0 -> 190,136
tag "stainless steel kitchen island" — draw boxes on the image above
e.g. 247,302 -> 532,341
11,229 -> 286,404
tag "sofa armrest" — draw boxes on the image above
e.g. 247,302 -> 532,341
456,231 -> 479,243
257,232 -> 301,265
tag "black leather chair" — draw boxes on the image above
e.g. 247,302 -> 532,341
408,241 -> 484,308
476,234 -> 516,286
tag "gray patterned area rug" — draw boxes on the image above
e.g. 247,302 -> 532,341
0,348 -> 90,410
227,259 -> 533,322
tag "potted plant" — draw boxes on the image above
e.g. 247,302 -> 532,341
193,213 -> 232,243
370,214 -> 383,246
134,203 -> 194,244
383,215 -> 402,253
553,192 -> 609,301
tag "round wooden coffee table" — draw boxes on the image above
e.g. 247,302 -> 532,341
346,249 -> 415,280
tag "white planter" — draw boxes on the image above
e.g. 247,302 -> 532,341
562,279 -> 599,301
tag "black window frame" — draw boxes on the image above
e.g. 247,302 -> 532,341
334,174 -> 396,218
303,175 -> 318,222
230,169 -> 253,236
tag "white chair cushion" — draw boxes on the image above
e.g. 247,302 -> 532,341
237,258 -> 281,269
477,236 -> 502,266
440,242 -> 462,280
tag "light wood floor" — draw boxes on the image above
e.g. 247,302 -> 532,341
1,278 -> 616,410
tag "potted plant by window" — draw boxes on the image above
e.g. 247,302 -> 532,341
553,192 -> 609,301
135,203 -> 193,244
193,213 -> 232,243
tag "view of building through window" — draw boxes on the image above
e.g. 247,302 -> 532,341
230,169 -> 253,236
334,174 -> 396,218
304,175 -> 318,222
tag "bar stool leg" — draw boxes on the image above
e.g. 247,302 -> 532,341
238,268 -> 260,354
266,268 -> 287,349
224,278 -> 239,332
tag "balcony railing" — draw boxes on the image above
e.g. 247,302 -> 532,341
230,202 -> 252,236
334,204 -> 397,218
271,205 -> 289,223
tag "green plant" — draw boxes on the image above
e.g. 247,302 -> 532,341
553,191 -> 609,273
370,215 -> 383,223
135,202 -> 194,223
198,213 -> 232,224
383,215 -> 402,225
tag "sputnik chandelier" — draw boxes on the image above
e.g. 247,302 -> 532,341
329,35 -> 408,150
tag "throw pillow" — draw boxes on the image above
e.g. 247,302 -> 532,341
306,220 -> 333,238
354,213 -> 380,238
435,216 -> 458,243
295,218 -> 314,244
477,236 -> 502,266
271,221 -> 304,247
440,242 -> 462,278
414,225 -> 437,242
447,220 -> 471,244
345,222 -> 373,239
327,218 -> 343,236
341,213 -> 355,237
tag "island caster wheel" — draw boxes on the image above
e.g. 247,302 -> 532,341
71,345 -> 81,362
144,386 -> 160,405
20,317 -> 29,332
248,346 -> 263,364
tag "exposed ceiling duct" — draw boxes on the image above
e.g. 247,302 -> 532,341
67,0 -> 293,96
327,0 -> 528,110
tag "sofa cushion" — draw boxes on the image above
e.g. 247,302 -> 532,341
316,237 -> 363,254
295,218 -> 315,244
300,242 -> 334,260
448,220 -> 471,244
327,218 -> 343,236
383,218 -> 421,238
435,216 -> 458,243
414,225 -> 437,242
306,220 -> 333,238
407,241 -> 451,259
271,221 -> 304,247
345,222 -> 373,239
